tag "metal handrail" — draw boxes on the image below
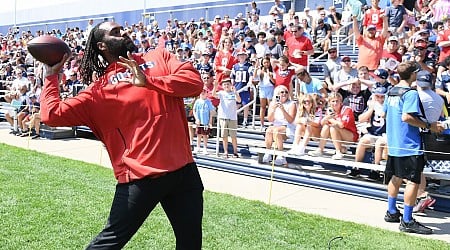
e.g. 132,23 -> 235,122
308,21 -> 354,66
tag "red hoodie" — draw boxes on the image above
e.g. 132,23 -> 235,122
40,48 -> 203,183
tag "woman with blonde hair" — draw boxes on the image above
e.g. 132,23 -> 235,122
308,92 -> 358,160
289,93 -> 323,155
262,85 -> 297,165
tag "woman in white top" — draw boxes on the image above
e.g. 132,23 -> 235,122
262,85 -> 297,165
255,56 -> 275,130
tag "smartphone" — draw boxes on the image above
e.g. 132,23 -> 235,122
275,96 -> 280,103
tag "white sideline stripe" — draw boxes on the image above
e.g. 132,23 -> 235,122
249,147 -> 450,180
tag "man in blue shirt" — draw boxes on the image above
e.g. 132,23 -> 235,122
383,61 -> 443,234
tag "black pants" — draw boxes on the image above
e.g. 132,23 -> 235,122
86,162 -> 204,250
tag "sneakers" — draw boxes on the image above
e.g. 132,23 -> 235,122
331,152 -> 343,160
413,195 -> 436,213
192,147 -> 200,154
368,170 -> 382,181
308,149 -> 323,157
274,156 -> 287,166
399,219 -> 433,234
260,126 -> 266,132
384,210 -> 402,223
262,153 -> 272,163
288,145 -> 305,156
202,148 -> 208,155
31,134 -> 40,140
347,168 -> 361,178
241,121 -> 248,128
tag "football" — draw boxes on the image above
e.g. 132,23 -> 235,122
27,36 -> 71,66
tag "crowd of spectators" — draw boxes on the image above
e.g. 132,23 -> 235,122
1,1 -> 450,168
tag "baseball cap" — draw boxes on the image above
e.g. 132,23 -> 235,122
415,40 -> 427,48
244,37 -> 253,42
237,48 -> 247,55
328,47 -> 337,52
374,68 -> 389,80
388,36 -> 399,42
416,70 -> 432,88
29,93 -> 37,98
371,86 -> 387,95
367,25 -> 376,30
215,15 -> 221,19
341,55 -> 351,61
202,49 -> 211,56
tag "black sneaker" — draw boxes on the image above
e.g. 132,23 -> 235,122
31,134 -> 40,139
368,170 -> 381,181
347,168 -> 361,178
399,219 -> 433,234
384,210 -> 402,223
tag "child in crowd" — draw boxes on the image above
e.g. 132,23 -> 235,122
231,48 -> 252,127
212,78 -> 241,158
350,86 -> 388,180
289,93 -> 323,156
193,88 -> 215,155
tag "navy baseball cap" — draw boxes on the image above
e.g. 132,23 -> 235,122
416,70 -> 432,88
374,68 -> 389,79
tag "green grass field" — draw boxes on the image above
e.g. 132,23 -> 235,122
0,143 -> 448,249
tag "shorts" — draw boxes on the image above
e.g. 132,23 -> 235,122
219,118 -> 237,138
238,91 -> 251,105
384,155 -> 425,184
259,85 -> 274,99
186,116 -> 195,123
196,125 -> 210,135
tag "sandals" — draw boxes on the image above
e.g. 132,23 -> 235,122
222,153 -> 239,158
233,153 -> 239,158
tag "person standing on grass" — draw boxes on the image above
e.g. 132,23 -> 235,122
40,21 -> 204,249
383,61 -> 443,235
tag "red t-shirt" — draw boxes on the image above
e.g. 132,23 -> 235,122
328,106 -> 359,142
273,65 -> 295,91
285,35 -> 313,66
357,35 -> 386,71
437,29 -> 450,63
382,49 -> 402,63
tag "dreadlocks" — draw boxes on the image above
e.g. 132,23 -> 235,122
79,22 -> 108,85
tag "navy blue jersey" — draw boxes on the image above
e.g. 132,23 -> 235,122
366,104 -> 386,136
231,62 -> 252,91
196,62 -> 213,76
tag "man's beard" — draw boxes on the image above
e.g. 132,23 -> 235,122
105,37 -> 137,58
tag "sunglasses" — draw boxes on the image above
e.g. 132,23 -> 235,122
329,50 -> 337,54
202,77 -> 210,80
279,91 -> 288,94
343,60 -> 351,62
302,100 -> 311,104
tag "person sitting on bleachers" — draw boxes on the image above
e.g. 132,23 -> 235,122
295,66 -> 328,99
350,86 -> 388,180
331,56 -> 358,90
262,85 -> 297,166
289,93 -> 323,156
331,66 -> 373,122
20,97 -> 41,139
308,92 -> 359,160
313,18 -> 332,53
323,47 -> 342,90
